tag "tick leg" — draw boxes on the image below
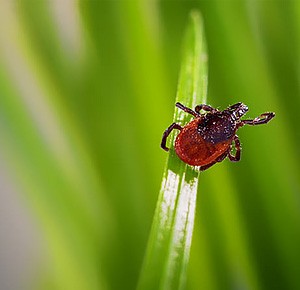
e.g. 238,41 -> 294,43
201,136 -> 241,170
240,112 -> 275,126
161,123 -> 183,151
200,151 -> 229,171
200,160 -> 217,171
195,104 -> 218,114
228,135 -> 241,162
176,102 -> 199,118
200,151 -> 228,171
216,151 -> 229,162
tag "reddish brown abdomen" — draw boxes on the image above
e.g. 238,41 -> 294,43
174,118 -> 231,166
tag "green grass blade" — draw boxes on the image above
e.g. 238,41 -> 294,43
137,11 -> 207,290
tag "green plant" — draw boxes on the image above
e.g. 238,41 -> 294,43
1,2 -> 300,290
137,11 -> 207,290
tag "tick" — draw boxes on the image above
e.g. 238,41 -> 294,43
161,102 -> 275,171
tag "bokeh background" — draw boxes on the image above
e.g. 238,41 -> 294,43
0,1 -> 299,290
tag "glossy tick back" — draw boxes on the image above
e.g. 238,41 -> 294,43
161,102 -> 275,171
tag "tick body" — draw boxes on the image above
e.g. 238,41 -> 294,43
161,102 -> 275,171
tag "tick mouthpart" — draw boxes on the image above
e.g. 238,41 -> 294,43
229,103 -> 249,121
239,103 -> 249,115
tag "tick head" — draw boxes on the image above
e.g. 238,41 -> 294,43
227,102 -> 249,121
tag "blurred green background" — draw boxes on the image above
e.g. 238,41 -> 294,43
0,1 -> 299,290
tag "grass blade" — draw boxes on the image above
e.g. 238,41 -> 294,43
137,10 -> 207,290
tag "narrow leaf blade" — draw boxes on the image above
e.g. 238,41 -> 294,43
137,11 -> 208,290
